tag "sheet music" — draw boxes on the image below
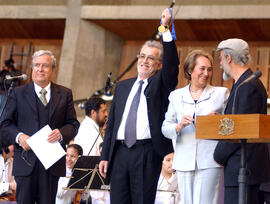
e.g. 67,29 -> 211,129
26,125 -> 66,169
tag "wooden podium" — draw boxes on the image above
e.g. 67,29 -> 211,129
196,114 -> 270,142
196,113 -> 270,204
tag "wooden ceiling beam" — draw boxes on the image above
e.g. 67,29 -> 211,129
81,5 -> 270,20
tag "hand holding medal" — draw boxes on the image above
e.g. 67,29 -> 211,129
158,8 -> 171,33
158,7 -> 177,40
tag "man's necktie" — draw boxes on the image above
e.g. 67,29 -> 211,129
39,88 -> 48,106
124,80 -> 144,148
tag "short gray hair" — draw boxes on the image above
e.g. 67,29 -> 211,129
222,48 -> 251,66
32,50 -> 56,69
140,40 -> 163,62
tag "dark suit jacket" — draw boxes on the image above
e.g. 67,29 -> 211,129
260,144 -> 270,192
1,82 -> 79,177
214,69 -> 270,186
101,41 -> 179,177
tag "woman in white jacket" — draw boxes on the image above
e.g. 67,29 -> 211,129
162,49 -> 229,204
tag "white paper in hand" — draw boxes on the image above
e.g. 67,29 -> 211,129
26,125 -> 66,169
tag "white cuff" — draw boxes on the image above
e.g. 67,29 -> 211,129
16,132 -> 24,145
162,30 -> 173,42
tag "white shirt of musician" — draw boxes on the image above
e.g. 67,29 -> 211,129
0,155 -> 11,195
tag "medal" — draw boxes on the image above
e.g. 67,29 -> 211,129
158,25 -> 168,33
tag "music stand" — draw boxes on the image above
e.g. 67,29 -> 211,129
65,156 -> 110,191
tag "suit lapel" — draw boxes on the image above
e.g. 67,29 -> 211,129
117,78 -> 136,120
182,85 -> 194,104
49,83 -> 61,121
197,85 -> 214,103
225,83 -> 236,113
23,83 -> 38,115
225,69 -> 252,113
144,70 -> 159,95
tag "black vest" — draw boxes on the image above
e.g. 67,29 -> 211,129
36,95 -> 50,129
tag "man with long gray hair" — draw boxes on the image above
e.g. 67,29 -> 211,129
1,50 -> 79,204
214,38 -> 270,204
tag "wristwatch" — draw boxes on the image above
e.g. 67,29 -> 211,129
158,25 -> 169,33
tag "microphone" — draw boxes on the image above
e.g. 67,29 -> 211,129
239,70 -> 262,86
104,72 -> 112,94
232,70 -> 262,114
5,74 -> 27,81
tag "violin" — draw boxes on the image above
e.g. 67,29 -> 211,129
0,192 -> 16,201
73,190 -> 83,204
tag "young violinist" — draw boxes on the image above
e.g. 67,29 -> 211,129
55,144 -> 83,204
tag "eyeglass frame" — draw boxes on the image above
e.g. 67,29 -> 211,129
137,53 -> 160,64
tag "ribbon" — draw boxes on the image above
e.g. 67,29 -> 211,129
160,8 -> 177,41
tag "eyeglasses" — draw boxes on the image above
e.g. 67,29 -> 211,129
137,54 -> 158,63
33,63 -> 51,69
21,150 -> 32,167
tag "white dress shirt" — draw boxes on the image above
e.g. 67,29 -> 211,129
157,173 -> 178,192
155,173 -> 180,204
117,77 -> 151,140
55,167 -> 76,204
34,82 -> 51,103
90,190 -> 110,204
74,116 -> 103,156
0,155 -> 14,195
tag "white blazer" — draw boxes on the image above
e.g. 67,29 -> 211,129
162,84 -> 229,171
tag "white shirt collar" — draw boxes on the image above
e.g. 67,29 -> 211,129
85,116 -> 100,131
34,82 -> 51,95
135,76 -> 148,86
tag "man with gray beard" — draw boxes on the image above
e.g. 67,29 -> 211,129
214,38 -> 270,204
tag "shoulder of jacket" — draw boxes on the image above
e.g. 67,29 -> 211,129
170,86 -> 188,96
115,77 -> 136,88
52,83 -> 71,93
211,86 -> 228,93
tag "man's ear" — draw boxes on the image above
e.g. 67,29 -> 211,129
90,109 -> 96,118
226,54 -> 232,64
157,62 -> 163,70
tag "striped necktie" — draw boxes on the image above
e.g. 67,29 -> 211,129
39,88 -> 48,106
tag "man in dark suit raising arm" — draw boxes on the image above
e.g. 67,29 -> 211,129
1,50 -> 80,204
213,39 -> 270,204
99,8 -> 179,204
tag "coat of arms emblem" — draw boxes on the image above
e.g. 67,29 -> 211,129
218,117 -> 234,135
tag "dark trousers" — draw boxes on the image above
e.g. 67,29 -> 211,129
110,140 -> 162,204
79,199 -> 92,204
259,190 -> 270,204
224,185 -> 260,204
15,160 -> 59,204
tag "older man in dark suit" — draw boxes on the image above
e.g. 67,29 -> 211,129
214,38 -> 270,204
1,50 -> 80,204
98,8 -> 179,204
